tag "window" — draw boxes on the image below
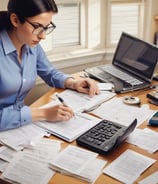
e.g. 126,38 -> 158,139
53,3 -> 80,47
107,0 -> 145,46
41,0 -> 147,56
40,1 -> 81,52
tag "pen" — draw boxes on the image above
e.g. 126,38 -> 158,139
149,84 -> 158,89
56,93 -> 68,106
55,93 -> 76,118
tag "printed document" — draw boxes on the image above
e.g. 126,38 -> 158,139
23,138 -> 62,162
1,152 -> 55,184
0,146 -> 17,162
103,149 -> 156,184
49,145 -> 107,183
1,138 -> 61,184
0,124 -> 48,151
50,89 -> 116,113
91,97 -> 154,127
0,159 -> 8,172
126,128 -> 158,153
37,113 -> 102,142
138,171 -> 158,184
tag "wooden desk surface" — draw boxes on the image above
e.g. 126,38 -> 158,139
31,76 -> 158,184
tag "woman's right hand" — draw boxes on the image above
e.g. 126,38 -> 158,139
31,104 -> 74,122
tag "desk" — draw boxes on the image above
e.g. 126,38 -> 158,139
31,75 -> 158,184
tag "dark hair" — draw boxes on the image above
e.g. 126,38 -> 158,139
0,0 -> 58,31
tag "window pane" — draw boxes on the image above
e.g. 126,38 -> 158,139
40,3 -> 80,51
53,3 -> 80,47
110,2 -> 143,44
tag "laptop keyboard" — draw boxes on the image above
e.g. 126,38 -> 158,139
100,65 -> 143,86
76,119 -> 137,154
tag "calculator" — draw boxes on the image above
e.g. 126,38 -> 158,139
76,119 -> 137,154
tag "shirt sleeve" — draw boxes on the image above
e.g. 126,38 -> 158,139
0,104 -> 32,131
36,45 -> 70,88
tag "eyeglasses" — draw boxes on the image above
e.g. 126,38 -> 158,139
23,18 -> 56,35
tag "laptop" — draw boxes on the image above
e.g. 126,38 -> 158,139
84,32 -> 158,93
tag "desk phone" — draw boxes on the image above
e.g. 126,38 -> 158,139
76,119 -> 137,154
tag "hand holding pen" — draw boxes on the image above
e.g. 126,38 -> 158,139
55,93 -> 76,118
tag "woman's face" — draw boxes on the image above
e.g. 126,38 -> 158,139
11,11 -> 53,47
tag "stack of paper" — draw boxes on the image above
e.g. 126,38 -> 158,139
0,124 -> 48,151
0,138 -> 62,184
37,113 -> 102,142
49,145 -> 107,183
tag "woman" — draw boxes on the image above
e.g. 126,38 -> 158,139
0,0 -> 99,131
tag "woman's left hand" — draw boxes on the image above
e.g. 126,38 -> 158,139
65,77 -> 100,96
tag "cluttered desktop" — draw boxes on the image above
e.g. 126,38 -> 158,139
1,71 -> 158,184
1,34 -> 158,183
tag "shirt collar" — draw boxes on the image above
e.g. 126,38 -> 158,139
0,30 -> 33,55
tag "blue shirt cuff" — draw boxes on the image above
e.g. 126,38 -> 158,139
20,106 -> 32,126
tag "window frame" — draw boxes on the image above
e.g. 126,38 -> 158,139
105,0 -> 145,48
44,0 -> 154,63
41,0 -> 86,56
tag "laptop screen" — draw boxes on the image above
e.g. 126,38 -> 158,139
113,32 -> 158,81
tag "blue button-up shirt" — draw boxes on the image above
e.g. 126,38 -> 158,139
0,30 -> 69,131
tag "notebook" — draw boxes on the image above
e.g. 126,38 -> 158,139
84,32 -> 158,93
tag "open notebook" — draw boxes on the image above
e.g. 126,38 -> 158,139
85,32 -> 158,93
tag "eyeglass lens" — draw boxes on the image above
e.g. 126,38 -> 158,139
33,25 -> 55,35
24,18 -> 56,35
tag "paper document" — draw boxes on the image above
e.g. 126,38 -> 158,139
138,171 -> 158,184
91,97 -> 154,127
37,113 -> 102,142
126,128 -> 158,153
0,146 -> 17,162
50,89 -> 116,113
1,152 -> 55,184
0,138 -> 61,184
49,145 -> 106,183
97,82 -> 114,91
0,159 -> 8,172
0,124 -> 48,151
23,138 -> 62,162
103,149 -> 156,184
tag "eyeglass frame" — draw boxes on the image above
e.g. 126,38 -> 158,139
23,18 -> 56,35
